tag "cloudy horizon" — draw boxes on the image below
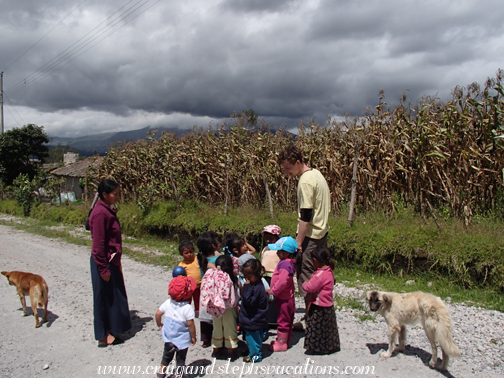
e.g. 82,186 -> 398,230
1,0 -> 503,137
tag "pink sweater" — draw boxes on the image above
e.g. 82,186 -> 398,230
302,266 -> 335,307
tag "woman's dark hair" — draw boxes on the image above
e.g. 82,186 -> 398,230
225,233 -> 244,256
196,232 -> 215,273
215,255 -> 238,287
97,179 -> 119,200
178,241 -> 194,255
242,259 -> 265,280
312,247 -> 336,270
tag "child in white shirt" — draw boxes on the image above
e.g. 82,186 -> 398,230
155,275 -> 197,378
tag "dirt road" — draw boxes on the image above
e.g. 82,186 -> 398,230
0,224 -> 501,378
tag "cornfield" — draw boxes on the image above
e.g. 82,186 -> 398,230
94,70 -> 504,219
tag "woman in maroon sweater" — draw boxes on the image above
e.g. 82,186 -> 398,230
89,179 -> 131,347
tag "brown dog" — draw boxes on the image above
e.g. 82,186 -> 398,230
2,271 -> 49,327
366,290 -> 460,371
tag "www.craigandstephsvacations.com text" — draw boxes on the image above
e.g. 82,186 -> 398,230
97,358 -> 376,376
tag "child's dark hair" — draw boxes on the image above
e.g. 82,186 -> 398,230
215,255 -> 238,287
178,241 -> 194,255
312,247 -> 336,270
209,231 -> 222,250
224,233 -> 244,256
242,259 -> 265,280
196,232 -> 215,273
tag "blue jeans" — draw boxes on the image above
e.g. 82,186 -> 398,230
245,330 -> 263,362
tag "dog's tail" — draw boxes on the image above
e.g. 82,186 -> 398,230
434,304 -> 461,357
37,282 -> 49,308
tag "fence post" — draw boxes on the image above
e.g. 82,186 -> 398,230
348,141 -> 359,227
263,174 -> 274,220
224,172 -> 229,216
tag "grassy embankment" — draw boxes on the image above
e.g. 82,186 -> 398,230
0,199 -> 503,313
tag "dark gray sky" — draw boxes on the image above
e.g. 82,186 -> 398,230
1,0 -> 503,137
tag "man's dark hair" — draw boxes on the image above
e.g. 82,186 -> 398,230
277,145 -> 304,165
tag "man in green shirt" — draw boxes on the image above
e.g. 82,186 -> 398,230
277,145 -> 330,315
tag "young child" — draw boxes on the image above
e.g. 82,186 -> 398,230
210,231 -> 223,256
268,236 -> 297,352
155,276 -> 197,378
238,258 -> 268,362
224,233 -> 256,275
237,254 -> 274,341
260,225 -> 281,326
200,254 -> 239,360
260,225 -> 281,277
177,241 -> 201,313
302,247 -> 340,355
196,232 -> 219,347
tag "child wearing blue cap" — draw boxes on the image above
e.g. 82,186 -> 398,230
267,236 -> 297,352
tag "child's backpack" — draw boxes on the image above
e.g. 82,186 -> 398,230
200,267 -> 237,317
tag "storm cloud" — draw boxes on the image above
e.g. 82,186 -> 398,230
1,0 -> 503,137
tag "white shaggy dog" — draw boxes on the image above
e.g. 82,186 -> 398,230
366,290 -> 460,371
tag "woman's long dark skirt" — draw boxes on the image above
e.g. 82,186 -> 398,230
91,255 -> 132,340
304,304 -> 340,354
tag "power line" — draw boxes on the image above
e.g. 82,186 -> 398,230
6,0 -> 140,95
4,106 -> 23,129
1,0 -> 89,73
6,0 -> 157,96
3,92 -> 26,127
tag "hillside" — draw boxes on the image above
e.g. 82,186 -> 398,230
46,126 -> 188,155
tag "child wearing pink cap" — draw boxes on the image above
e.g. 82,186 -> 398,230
260,225 -> 281,328
260,225 -> 282,277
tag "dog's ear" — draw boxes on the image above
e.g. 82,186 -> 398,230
365,291 -> 371,301
381,293 -> 390,303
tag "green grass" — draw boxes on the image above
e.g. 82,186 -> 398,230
0,217 -> 181,270
1,198 -> 504,312
330,206 -> 504,290
0,218 -> 93,246
334,266 -> 504,312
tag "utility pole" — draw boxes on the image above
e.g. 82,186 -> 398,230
1,71 -> 4,134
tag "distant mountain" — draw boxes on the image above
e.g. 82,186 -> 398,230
46,124 -> 292,156
47,126 -> 189,156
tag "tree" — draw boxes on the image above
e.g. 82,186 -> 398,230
11,173 -> 41,215
230,109 -> 259,129
0,124 -> 50,185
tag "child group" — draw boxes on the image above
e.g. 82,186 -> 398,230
155,225 -> 341,377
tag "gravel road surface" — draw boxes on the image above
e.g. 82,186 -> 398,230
0,223 -> 502,378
